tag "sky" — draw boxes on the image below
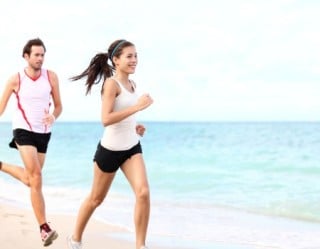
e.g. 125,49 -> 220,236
0,0 -> 319,122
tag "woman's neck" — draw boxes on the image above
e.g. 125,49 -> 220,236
113,73 -> 129,84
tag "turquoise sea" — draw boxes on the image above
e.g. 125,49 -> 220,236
1,121 -> 320,248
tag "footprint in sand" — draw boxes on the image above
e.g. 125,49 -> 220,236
3,213 -> 24,218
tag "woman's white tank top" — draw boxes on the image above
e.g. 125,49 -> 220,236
100,79 -> 139,151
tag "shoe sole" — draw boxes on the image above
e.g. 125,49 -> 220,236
43,231 -> 58,247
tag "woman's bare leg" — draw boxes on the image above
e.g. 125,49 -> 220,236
121,154 -> 150,249
72,163 -> 115,242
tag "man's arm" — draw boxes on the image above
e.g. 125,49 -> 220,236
48,70 -> 63,120
0,74 -> 19,117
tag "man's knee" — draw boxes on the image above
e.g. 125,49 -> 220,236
28,171 -> 42,188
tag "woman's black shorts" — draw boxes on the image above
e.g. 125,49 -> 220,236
94,142 -> 142,173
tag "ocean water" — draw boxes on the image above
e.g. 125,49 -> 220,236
1,121 -> 320,248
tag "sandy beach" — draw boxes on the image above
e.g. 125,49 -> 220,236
0,201 -> 265,249
0,202 -> 172,249
2,200 -> 320,249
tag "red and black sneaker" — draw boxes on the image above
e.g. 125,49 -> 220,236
40,223 -> 58,247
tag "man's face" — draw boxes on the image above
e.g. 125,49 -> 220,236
25,45 -> 45,70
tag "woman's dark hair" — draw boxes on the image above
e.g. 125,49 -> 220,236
22,38 -> 46,57
70,39 -> 134,95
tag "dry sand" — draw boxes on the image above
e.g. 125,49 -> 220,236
0,203 -> 172,249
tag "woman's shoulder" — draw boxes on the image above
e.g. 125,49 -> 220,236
105,77 -> 120,86
103,77 -> 121,94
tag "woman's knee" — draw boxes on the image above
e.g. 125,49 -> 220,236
88,195 -> 105,208
136,186 -> 150,202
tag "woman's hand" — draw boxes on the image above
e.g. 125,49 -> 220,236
136,93 -> 153,111
136,124 -> 146,137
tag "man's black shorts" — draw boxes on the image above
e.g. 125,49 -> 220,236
9,129 -> 51,153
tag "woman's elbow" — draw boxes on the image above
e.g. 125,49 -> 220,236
101,117 -> 112,126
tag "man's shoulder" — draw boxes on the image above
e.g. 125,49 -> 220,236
4,72 -> 20,91
45,69 -> 59,85
8,72 -> 20,83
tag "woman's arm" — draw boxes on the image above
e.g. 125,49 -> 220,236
101,78 -> 153,126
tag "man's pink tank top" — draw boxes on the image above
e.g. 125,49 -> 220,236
12,69 -> 52,133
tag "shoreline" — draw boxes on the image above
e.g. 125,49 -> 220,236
2,201 -> 320,249
1,178 -> 320,249
0,201 -> 263,249
0,179 -> 269,249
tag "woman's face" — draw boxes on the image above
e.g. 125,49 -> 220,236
114,46 -> 137,74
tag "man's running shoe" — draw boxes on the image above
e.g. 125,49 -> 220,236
40,223 -> 58,246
